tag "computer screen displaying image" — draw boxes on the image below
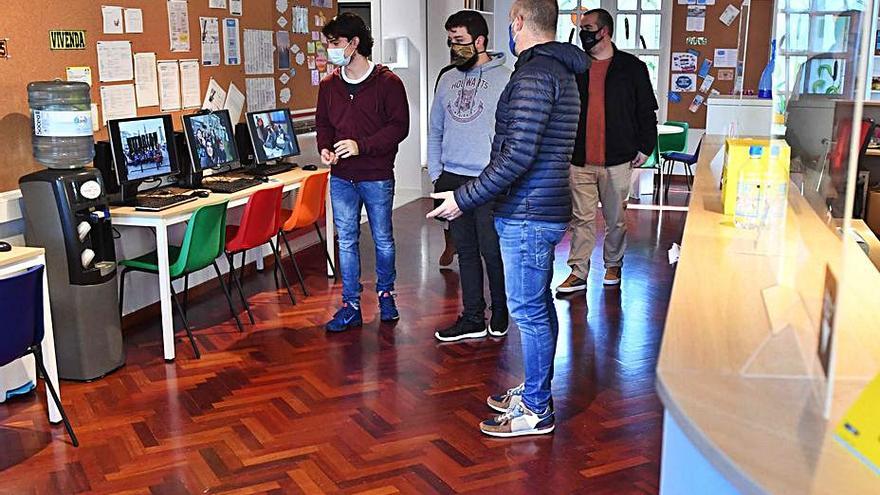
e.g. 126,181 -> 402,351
246,109 -> 300,164
108,114 -> 178,184
182,110 -> 239,171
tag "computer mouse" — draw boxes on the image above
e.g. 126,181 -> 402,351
192,190 -> 211,198
303,164 -> 318,171
0,241 -> 11,252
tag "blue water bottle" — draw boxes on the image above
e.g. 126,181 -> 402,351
758,40 -> 776,99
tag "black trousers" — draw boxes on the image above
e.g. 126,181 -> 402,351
434,171 -> 507,320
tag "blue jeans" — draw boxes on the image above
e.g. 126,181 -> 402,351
495,217 -> 567,412
330,176 -> 396,304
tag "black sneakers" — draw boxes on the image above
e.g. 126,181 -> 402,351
434,316 -> 488,342
489,308 -> 509,337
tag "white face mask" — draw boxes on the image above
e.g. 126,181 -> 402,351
328,42 -> 353,67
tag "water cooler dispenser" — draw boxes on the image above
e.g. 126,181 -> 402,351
18,81 -> 124,381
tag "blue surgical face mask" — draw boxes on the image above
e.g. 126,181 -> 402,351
328,42 -> 353,67
508,22 -> 520,57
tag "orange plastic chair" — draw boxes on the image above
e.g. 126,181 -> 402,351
278,170 -> 336,296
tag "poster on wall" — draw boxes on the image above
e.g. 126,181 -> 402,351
209,0 -> 227,8
312,0 -> 333,8
699,74 -> 715,93
230,0 -> 243,16
720,4 -> 740,26
686,6 -> 706,32
714,48 -> 738,68
277,31 -> 291,70
223,18 -> 241,65
167,0 -> 191,52
293,6 -> 309,34
689,94 -> 705,112
671,73 -> 697,92
200,17 -> 221,66
671,52 -> 697,72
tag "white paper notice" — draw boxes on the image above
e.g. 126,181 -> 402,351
179,59 -> 201,109
719,4 -> 740,26
92,104 -> 101,131
714,48 -> 738,68
133,52 -> 160,107
97,41 -> 134,82
224,82 -> 246,123
279,87 -> 291,104
223,18 -> 241,65
230,0 -> 243,16
102,6 -> 124,35
167,1 -> 191,52
124,8 -> 144,33
686,6 -> 705,32
209,0 -> 227,8
245,78 -> 274,113
699,74 -> 715,93
203,78 -> 227,111
157,60 -> 181,111
99,84 -> 137,124
277,16 -> 288,29
66,66 -> 93,86
244,29 -> 275,75
200,17 -> 221,66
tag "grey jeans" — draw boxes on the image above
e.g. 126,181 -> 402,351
566,162 -> 632,279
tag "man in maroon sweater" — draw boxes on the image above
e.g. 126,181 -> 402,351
316,13 -> 410,332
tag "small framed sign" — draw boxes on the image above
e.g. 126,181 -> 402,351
0,39 -> 8,59
49,30 -> 87,50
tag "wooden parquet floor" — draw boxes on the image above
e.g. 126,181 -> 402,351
0,199 -> 687,495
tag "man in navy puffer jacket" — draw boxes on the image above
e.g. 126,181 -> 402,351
429,0 -> 588,438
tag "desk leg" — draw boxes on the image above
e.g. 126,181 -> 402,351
325,189 -> 335,277
155,224 -> 176,362
39,256 -> 62,424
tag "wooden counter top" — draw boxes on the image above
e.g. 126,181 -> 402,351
656,136 -> 880,494
0,246 -> 44,268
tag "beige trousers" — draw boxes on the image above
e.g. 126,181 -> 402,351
567,163 -> 632,279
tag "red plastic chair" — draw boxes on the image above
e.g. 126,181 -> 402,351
278,170 -> 336,296
225,185 -> 295,322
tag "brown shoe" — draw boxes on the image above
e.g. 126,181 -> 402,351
556,272 -> 587,293
604,267 -> 621,286
439,228 -> 456,267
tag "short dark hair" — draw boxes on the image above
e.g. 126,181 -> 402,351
513,0 -> 558,36
323,12 -> 374,57
587,8 -> 614,37
445,10 -> 490,46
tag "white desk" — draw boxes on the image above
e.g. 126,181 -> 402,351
111,168 -> 334,361
0,247 -> 62,423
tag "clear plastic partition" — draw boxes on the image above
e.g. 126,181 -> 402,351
733,0 -> 880,419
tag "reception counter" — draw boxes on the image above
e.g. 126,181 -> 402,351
656,136 -> 880,494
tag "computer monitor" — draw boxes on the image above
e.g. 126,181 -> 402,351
108,114 -> 179,185
245,108 -> 301,165
181,110 -> 239,172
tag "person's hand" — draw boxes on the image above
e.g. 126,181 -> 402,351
320,148 -> 338,166
334,139 -> 360,159
427,191 -> 463,221
631,152 -> 649,167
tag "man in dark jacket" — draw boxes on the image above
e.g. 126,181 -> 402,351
316,13 -> 410,332
556,9 -> 658,294
429,0 -> 588,438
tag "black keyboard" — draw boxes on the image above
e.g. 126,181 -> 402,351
246,163 -> 295,177
133,194 -> 198,212
200,177 -> 265,194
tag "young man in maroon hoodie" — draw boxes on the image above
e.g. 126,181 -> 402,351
316,13 -> 410,332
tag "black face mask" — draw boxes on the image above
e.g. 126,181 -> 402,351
579,28 -> 601,52
449,40 -> 479,71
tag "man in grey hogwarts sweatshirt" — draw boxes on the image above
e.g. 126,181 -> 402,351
428,10 -> 512,343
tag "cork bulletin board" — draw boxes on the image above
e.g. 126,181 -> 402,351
666,0 -> 773,127
0,0 -> 335,192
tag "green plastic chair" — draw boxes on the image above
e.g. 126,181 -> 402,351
658,121 -> 690,198
118,201 -> 243,359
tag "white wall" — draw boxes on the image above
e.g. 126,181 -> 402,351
375,0 -> 430,205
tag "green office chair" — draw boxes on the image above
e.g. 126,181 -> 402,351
118,201 -> 243,359
658,121 -> 690,197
